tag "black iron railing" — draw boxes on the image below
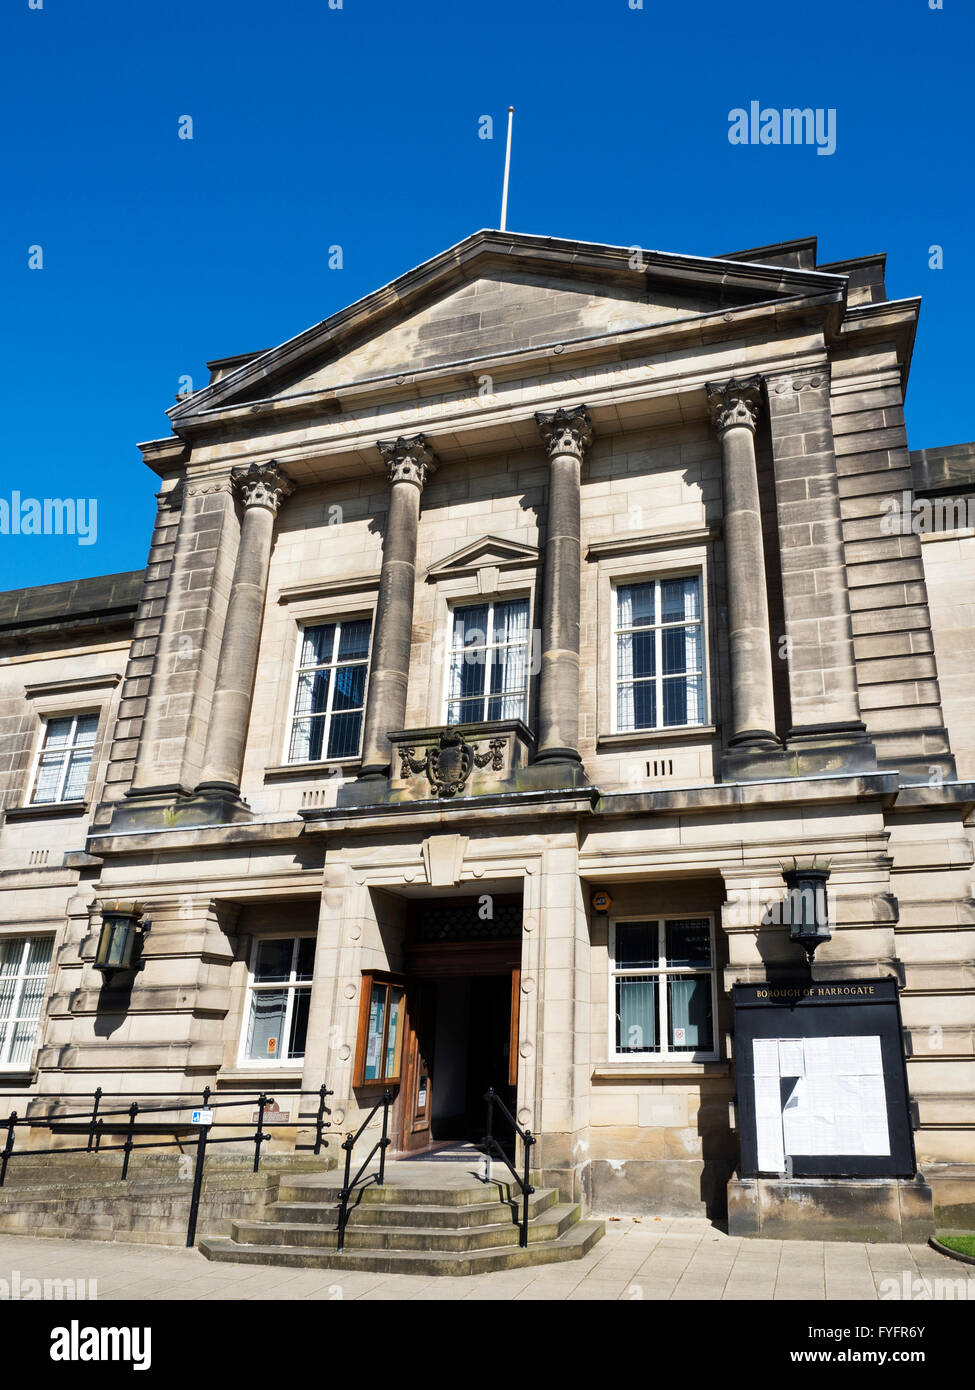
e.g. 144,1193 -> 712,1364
482,1086 -> 535,1249
336,1089 -> 392,1252
0,1084 -> 332,1247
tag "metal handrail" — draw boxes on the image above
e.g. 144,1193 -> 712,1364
0,1083 -> 333,1247
336,1090 -> 392,1252
482,1086 -> 535,1249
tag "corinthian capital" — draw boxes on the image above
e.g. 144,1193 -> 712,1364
706,376 -> 764,436
231,461 -> 295,514
535,405 -> 593,461
377,434 -> 438,489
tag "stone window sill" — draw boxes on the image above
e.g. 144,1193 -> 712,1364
591,1061 -> 730,1079
215,1067 -> 304,1088
264,760 -> 360,782
596,726 -> 716,750
5,801 -> 88,822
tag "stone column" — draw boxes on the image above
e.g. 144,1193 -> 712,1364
532,405 -> 592,765
707,377 -> 779,749
195,461 -> 294,798
358,435 -> 437,779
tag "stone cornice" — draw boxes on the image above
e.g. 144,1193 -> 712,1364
159,289 -> 846,448
586,525 -> 719,560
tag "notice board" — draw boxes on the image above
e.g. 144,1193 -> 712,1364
733,978 -> 916,1178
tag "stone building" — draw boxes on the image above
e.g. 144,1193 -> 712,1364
1,230 -> 973,1238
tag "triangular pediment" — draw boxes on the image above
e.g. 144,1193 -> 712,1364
170,231 -> 847,424
427,535 -> 539,579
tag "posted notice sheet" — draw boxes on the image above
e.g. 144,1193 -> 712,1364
753,1034 -> 889,1172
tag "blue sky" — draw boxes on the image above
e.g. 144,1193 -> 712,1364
1,0 -> 971,589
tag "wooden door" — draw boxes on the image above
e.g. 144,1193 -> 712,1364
509,967 -> 520,1087
402,980 -> 434,1151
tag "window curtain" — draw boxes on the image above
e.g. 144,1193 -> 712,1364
488,598 -> 529,719
617,976 -> 657,1052
668,975 -> 712,1050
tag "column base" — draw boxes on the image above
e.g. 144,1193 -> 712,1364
518,756 -> 591,793
727,1174 -> 934,1243
106,785 -> 254,831
720,722 -> 878,783
727,728 -> 781,750
532,746 -> 583,764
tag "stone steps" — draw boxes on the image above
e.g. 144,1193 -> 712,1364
200,1219 -> 604,1276
272,1187 -> 558,1228
199,1163 -> 605,1274
230,1202 -> 581,1252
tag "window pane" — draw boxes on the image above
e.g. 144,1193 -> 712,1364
616,583 -> 654,629
75,715 -> 99,746
453,604 -> 489,651
448,647 -> 486,705
385,987 -> 404,1077
617,681 -> 656,732
287,989 -> 310,1059
295,937 -> 315,982
245,989 -> 287,1060
665,918 -> 713,968
0,979 -> 16,1020
616,977 -> 658,1052
42,718 -> 74,750
0,940 -> 23,978
615,922 -> 659,968
62,750 -> 92,800
288,715 -> 326,763
16,976 -> 46,1023
668,975 -> 713,1051
294,669 -> 330,717
662,625 -> 702,676
327,711 -> 363,759
663,675 -> 704,727
446,697 -> 484,725
619,630 -> 654,681
661,576 -> 700,624
32,755 -> 64,804
253,938 -> 294,983
336,619 -> 371,662
26,937 -> 53,975
331,663 -> 366,712
492,597 -> 529,644
364,984 -> 386,1081
8,1020 -> 39,1068
300,625 -> 335,667
486,692 -> 527,721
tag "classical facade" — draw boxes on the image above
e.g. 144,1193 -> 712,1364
2,231 -> 974,1234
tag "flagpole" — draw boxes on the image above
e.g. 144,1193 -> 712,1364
500,106 -> 514,231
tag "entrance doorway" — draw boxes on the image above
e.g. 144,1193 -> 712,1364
396,895 -> 522,1155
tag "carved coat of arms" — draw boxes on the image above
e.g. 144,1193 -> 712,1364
398,729 -> 505,798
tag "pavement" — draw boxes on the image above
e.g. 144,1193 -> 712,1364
1,1218 -> 973,1301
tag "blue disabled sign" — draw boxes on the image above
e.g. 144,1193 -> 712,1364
191,1109 -> 214,1125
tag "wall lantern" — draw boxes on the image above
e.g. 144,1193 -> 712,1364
93,900 -> 148,983
782,860 -> 831,962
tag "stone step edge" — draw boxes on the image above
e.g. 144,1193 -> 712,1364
275,1180 -> 533,1207
230,1204 -> 581,1250
270,1191 -> 558,1225
198,1220 -> 605,1274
